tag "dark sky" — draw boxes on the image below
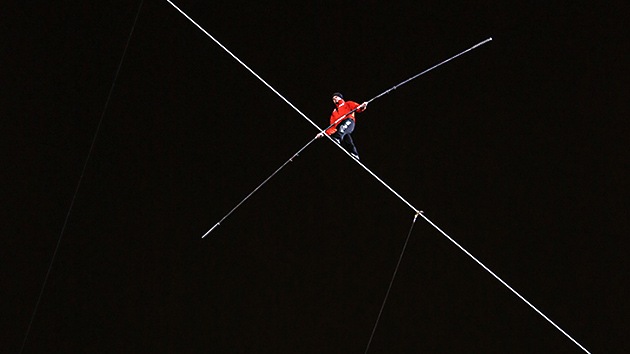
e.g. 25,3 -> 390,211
4,1 -> 629,353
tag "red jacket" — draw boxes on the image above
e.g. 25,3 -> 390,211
326,100 -> 365,135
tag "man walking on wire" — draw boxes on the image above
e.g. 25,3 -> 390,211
317,92 -> 368,160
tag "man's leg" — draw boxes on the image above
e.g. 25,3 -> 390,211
331,119 -> 358,158
342,134 -> 359,159
331,119 -> 354,141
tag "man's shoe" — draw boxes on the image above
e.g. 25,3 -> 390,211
351,153 -> 360,160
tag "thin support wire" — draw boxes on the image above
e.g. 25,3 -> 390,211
365,212 -> 421,354
19,1 -> 144,353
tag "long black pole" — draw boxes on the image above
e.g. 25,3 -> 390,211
367,37 -> 492,103
202,38 -> 493,237
319,37 -> 493,136
202,137 -> 317,238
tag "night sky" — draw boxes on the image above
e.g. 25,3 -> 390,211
4,1 -> 629,353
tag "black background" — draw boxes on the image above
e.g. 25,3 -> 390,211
4,1 -> 628,353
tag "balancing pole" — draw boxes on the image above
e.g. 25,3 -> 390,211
195,43 -> 494,237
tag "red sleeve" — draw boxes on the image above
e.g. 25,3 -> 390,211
346,101 -> 364,113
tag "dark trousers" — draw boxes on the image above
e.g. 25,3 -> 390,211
331,118 -> 358,156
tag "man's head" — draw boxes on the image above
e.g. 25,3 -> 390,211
332,92 -> 344,104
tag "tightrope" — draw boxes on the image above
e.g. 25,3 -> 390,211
166,2 -> 590,353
